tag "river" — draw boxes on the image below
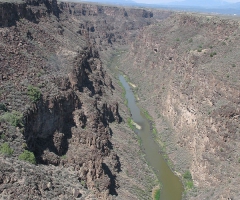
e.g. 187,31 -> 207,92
119,75 -> 183,200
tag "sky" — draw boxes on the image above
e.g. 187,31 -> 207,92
134,0 -> 240,4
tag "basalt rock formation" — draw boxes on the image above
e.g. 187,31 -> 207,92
0,0 -> 158,199
0,0 -> 60,27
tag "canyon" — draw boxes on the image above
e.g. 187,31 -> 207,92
119,13 -> 240,200
0,0 -> 239,200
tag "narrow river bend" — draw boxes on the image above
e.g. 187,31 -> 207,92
119,75 -> 183,200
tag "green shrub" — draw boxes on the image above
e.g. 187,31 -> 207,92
153,188 -> 161,200
127,118 -> 134,130
183,170 -> 192,180
27,85 -> 41,102
210,52 -> 217,57
80,180 -> 86,187
0,143 -> 14,155
0,111 -> 23,127
153,127 -> 157,135
183,170 -> 194,190
118,80 -> 128,105
186,180 -> 194,189
142,109 -> 153,120
21,143 -> 28,149
19,150 -> 36,164
0,134 -> 5,140
0,103 -> 7,112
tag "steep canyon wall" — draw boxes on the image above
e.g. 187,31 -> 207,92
119,13 -> 240,199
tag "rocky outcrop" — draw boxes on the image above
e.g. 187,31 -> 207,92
0,0 -> 60,27
21,47 -> 121,196
0,0 -> 123,197
59,2 -> 156,52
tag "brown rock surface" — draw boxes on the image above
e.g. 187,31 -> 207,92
0,0 -> 158,199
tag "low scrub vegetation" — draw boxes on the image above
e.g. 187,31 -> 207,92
154,189 -> 160,200
210,52 -> 217,57
80,180 -> 86,187
183,170 -> 194,190
0,142 -> 14,155
142,109 -> 153,120
0,134 -> 6,140
152,186 -> 161,200
27,85 -> 41,102
127,118 -> 134,130
19,150 -> 36,164
0,111 -> 23,127
118,80 -> 128,105
0,103 -> 7,112
153,127 -> 157,135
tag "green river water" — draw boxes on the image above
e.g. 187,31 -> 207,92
118,75 -> 184,200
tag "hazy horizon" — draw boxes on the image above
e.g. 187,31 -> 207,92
62,0 -> 240,13
134,0 -> 240,4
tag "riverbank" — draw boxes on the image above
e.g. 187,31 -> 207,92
105,47 -> 183,200
109,76 -> 159,199
115,48 -> 194,199
110,67 -> 184,200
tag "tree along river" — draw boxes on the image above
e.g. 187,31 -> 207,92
119,75 -> 184,200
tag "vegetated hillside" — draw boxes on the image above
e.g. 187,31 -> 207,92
119,13 -> 240,199
0,0 -> 161,199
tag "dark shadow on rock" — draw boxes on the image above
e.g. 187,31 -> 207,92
23,95 -> 80,165
43,0 -> 61,18
107,139 -> 113,150
109,127 -> 113,137
33,116 -> 75,165
118,114 -> 123,123
114,154 -> 121,173
111,84 -> 115,90
102,163 -> 118,196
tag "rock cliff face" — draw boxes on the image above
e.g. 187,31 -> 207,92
0,0 -> 157,199
119,13 -> 240,199
59,1 -> 156,51
0,0 -> 60,27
